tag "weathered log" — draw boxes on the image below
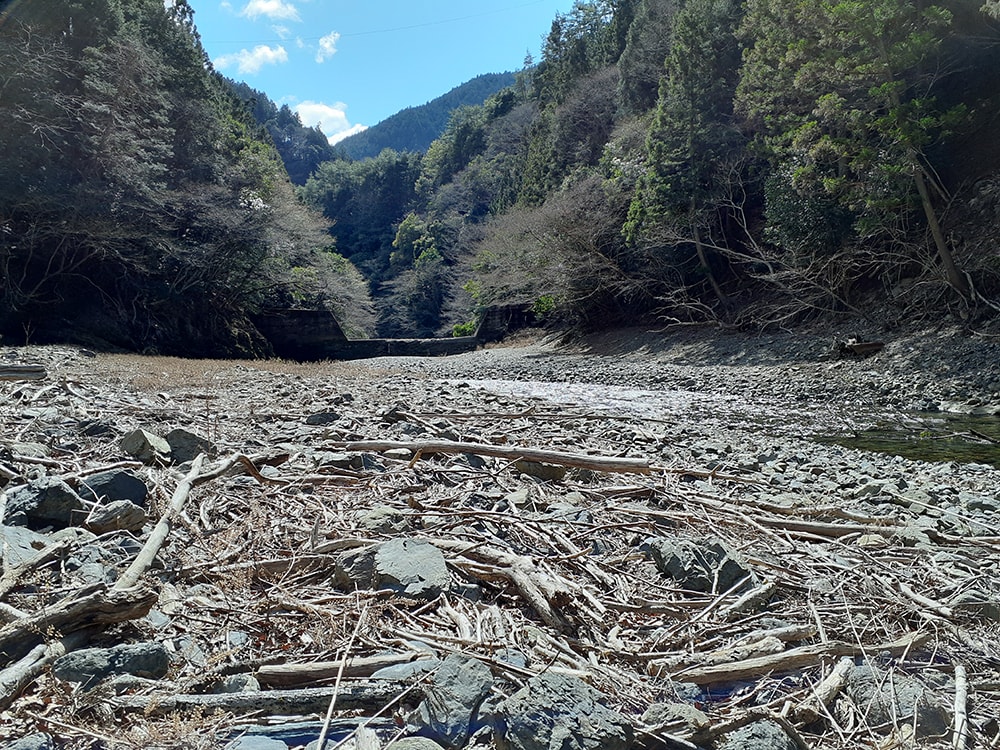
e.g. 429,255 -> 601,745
0,583 -> 157,663
672,632 -> 929,685
257,652 -> 433,688
341,439 -> 654,475
111,680 -> 421,716
0,365 -> 46,381
793,655 -> 854,723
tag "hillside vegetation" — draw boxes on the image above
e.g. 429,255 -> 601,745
300,0 -> 1000,337
0,0 -> 373,355
336,72 -> 517,161
2,0 -> 1000,351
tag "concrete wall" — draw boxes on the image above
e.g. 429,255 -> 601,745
253,310 -> 478,361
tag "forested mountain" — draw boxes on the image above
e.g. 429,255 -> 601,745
301,0 -> 1000,338
0,0 -> 373,355
226,80 -> 337,185
337,73 -> 517,161
4,0 -> 1000,352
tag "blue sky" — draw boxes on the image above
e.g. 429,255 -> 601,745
187,0 -> 577,144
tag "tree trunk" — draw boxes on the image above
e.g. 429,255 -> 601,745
912,167 -> 968,296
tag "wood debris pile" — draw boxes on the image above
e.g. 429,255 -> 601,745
0,347 -> 998,749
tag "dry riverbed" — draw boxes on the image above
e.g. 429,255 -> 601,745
1,325 -> 999,750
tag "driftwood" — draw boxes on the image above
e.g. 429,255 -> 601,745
111,680 -> 421,716
0,364 -> 46,381
0,629 -> 96,712
257,652 -> 434,688
341,439 -> 654,475
672,632 -> 929,685
0,583 -> 157,662
793,655 -> 854,722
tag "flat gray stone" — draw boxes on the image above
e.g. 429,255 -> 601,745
53,642 -> 170,688
407,655 -> 494,748
2,733 -> 55,750
85,499 -> 147,534
495,672 -> 632,750
0,525 -> 53,567
226,737 -> 288,750
374,539 -> 451,598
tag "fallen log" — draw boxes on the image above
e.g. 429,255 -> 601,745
671,631 -> 929,685
341,439 -> 654,475
257,652 -> 433,688
0,365 -> 46,381
111,680 -> 422,716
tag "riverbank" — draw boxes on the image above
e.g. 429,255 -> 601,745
1,325 -> 998,749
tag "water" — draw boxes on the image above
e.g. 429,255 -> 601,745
818,413 -> 1000,468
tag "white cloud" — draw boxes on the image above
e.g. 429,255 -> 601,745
272,25 -> 292,39
240,0 -> 300,21
295,100 -> 367,144
315,31 -> 340,63
214,45 -> 288,74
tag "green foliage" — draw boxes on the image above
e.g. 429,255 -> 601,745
451,320 -> 477,337
0,0 -> 373,354
337,73 -> 516,160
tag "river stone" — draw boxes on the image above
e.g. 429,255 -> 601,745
226,737 -> 288,750
165,428 -> 216,463
374,539 -> 450,598
120,428 -> 171,463
515,460 -> 567,482
640,703 -> 710,733
388,740 -> 446,750
79,469 -> 148,506
305,411 -> 340,426
85,499 -> 147,534
52,642 -> 170,688
355,505 -> 413,534
406,654 -> 493,747
643,536 -> 755,593
845,664 -> 950,737
3,734 -> 55,750
494,672 -> 633,750
0,525 -> 52,567
714,719 -> 796,750
4,478 -> 86,529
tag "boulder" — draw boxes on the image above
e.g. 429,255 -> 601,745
2,734 -> 55,750
52,642 -> 170,688
78,470 -> 148,506
165,428 -> 216,463
85,499 -> 147,534
336,539 -> 450,599
643,536 -> 756,593
120,429 -> 171,463
845,664 -> 950,737
407,655 -> 494,747
4,478 -> 86,529
494,672 -> 632,750
715,719 -> 796,750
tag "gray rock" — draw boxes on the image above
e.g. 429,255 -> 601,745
4,478 -> 86,529
389,740 -> 446,750
78,470 -> 148,506
120,429 -> 171,463
640,703 -> 710,733
2,733 -> 54,750
226,737 -> 288,750
643,536 -> 756,593
355,505 -> 413,534
845,664 -> 950,737
371,657 -> 441,680
495,672 -> 632,750
336,539 -> 450,599
305,411 -> 341,426
515,460 -> 567,482
375,539 -> 451,598
407,655 -> 493,748
166,428 -> 215,463
211,673 -> 261,693
52,642 -> 170,688
0,525 -> 53,567
84,499 -> 147,534
715,719 -> 796,750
